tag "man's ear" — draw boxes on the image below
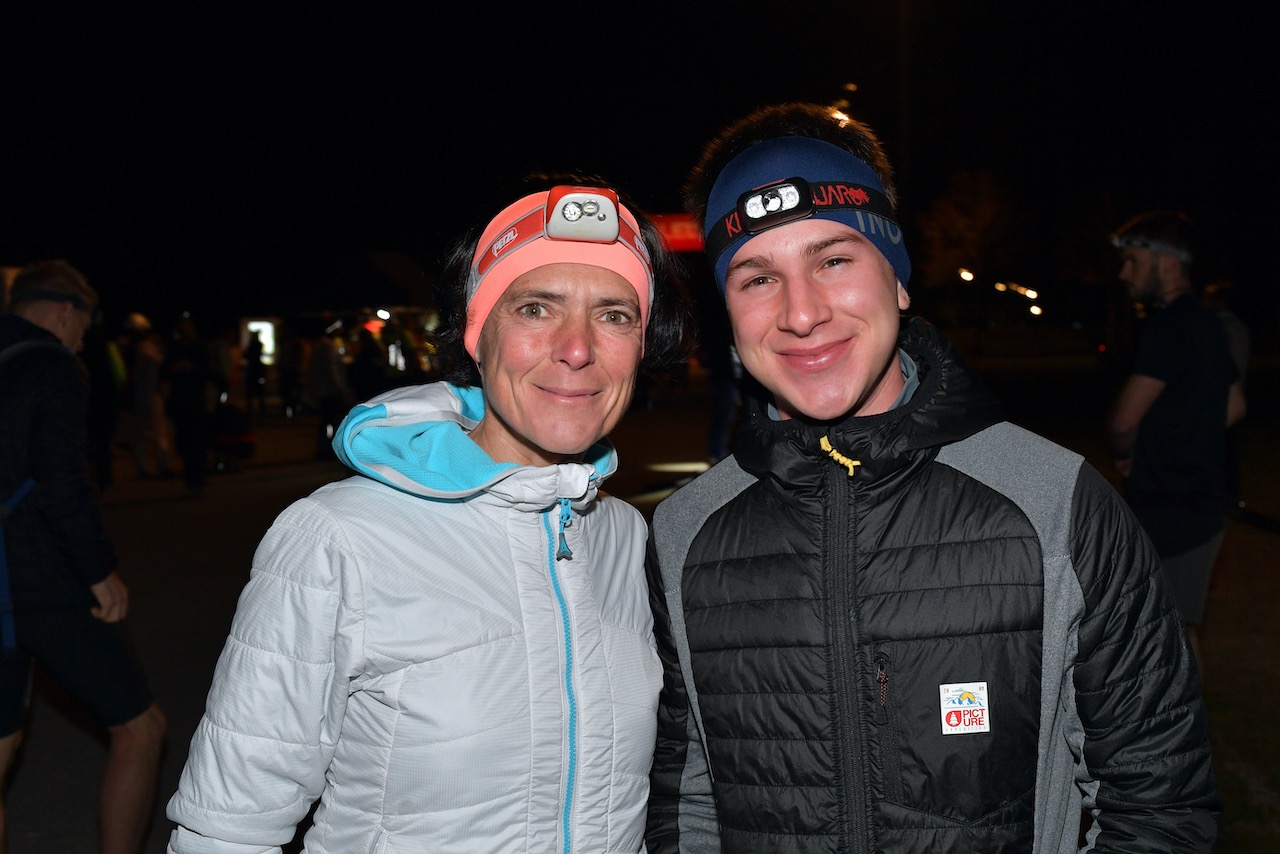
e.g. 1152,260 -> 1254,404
897,281 -> 911,311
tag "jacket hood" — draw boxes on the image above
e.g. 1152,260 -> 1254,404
735,317 -> 1004,489
333,381 -> 618,510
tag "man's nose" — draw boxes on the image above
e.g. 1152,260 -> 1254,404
779,277 -> 831,336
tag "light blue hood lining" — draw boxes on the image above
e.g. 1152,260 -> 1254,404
333,383 -> 616,501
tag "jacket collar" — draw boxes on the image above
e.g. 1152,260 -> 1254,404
733,317 -> 1004,492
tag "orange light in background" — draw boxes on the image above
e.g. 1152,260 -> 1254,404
649,213 -> 704,252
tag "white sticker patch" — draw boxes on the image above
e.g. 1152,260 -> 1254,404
939,681 -> 990,735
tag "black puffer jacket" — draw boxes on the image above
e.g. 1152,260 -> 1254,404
0,315 -> 115,610
647,318 -> 1218,853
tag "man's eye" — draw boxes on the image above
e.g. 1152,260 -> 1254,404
602,309 -> 633,324
518,303 -> 545,318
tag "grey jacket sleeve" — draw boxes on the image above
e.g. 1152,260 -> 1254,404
644,532 -> 720,854
645,459 -> 757,853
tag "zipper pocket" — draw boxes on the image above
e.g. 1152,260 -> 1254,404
874,656 -> 904,804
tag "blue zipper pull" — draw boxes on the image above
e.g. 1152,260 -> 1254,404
556,497 -> 573,560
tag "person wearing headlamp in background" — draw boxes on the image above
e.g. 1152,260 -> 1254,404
644,103 -> 1218,853
1107,211 -> 1245,684
166,179 -> 691,853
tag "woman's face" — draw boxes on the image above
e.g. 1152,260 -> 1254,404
468,262 -> 644,467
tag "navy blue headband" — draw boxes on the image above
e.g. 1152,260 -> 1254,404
703,136 -> 911,294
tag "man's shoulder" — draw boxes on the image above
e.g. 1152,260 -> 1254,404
944,420 -> 1076,456
0,331 -> 76,386
0,321 -> 66,362
1159,293 -> 1221,332
653,456 -> 757,536
938,422 -> 1084,492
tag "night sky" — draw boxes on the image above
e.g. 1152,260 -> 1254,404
3,2 -> 1276,333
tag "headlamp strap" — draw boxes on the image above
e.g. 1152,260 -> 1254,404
474,208 -> 545,279
704,179 -> 898,265
472,202 -> 649,281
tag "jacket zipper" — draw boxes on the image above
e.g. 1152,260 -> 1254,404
543,508 -> 577,854
827,459 -> 869,853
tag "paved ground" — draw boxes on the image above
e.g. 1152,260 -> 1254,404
4,354 -> 1277,852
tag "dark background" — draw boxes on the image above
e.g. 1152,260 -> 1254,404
3,2 -> 1277,338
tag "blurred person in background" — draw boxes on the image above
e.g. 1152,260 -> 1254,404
0,261 -> 166,854
243,329 -> 267,423
347,325 -> 391,402
304,328 -> 352,460
273,320 -> 304,419
163,314 -> 217,496
1108,211 -> 1246,677
121,312 -> 175,479
166,180 -> 692,852
645,103 -> 1218,853
79,320 -> 127,489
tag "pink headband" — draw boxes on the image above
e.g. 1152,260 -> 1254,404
464,186 -> 654,358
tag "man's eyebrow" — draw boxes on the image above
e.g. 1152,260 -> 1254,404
725,233 -> 864,278
805,233 -> 862,256
725,253 -> 769,279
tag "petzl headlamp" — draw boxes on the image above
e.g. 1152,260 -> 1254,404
473,186 -> 648,280
464,185 -> 655,358
701,137 -> 913,293
703,176 -> 897,271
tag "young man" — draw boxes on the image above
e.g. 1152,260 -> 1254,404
0,261 -> 166,854
1108,211 -> 1245,677
645,104 -> 1218,853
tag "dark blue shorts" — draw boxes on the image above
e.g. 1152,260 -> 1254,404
0,607 -> 153,736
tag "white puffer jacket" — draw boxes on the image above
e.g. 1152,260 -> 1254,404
167,383 -> 661,853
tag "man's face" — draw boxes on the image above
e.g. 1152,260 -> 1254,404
723,218 -> 910,421
469,262 -> 644,466
50,300 -> 93,352
1118,246 -> 1162,303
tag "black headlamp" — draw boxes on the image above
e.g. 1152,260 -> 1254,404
704,176 -> 896,267
739,178 -> 814,234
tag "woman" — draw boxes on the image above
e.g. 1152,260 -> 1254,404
166,183 -> 690,853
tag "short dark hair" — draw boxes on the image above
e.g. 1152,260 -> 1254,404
7,259 -> 98,315
683,102 -> 900,228
1110,210 -> 1195,266
433,176 -> 693,387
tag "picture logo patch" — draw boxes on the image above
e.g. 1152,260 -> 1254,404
939,681 -> 990,735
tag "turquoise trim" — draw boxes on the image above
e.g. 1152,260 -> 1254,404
544,509 -> 577,853
333,387 -> 516,495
